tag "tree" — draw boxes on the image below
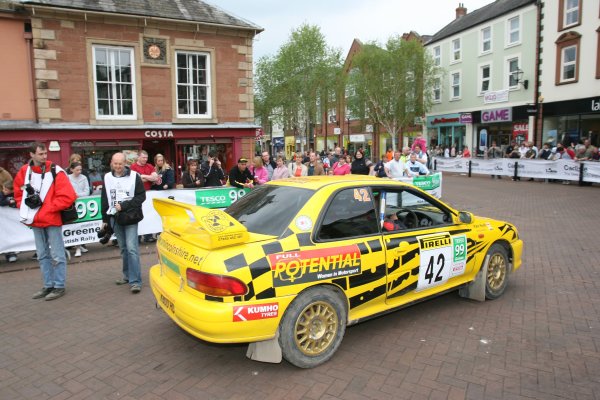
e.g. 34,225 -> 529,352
255,24 -> 342,152
346,36 -> 438,151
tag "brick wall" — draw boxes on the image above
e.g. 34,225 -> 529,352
30,12 -> 255,124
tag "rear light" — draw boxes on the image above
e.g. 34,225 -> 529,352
186,269 -> 248,297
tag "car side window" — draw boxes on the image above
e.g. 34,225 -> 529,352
317,187 -> 379,240
381,189 -> 451,230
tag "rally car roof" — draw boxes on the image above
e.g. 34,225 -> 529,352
267,175 -> 412,191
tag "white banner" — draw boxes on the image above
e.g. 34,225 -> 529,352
433,158 -> 599,182
0,187 -> 248,254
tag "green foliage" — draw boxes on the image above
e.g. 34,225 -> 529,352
346,36 -> 438,150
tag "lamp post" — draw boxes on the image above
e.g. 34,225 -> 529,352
346,116 -> 351,152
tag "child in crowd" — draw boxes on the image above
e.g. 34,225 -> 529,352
0,180 -> 18,263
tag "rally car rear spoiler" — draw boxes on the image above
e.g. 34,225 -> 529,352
153,198 -> 249,249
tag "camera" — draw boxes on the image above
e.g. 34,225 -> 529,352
24,184 -> 43,209
97,224 -> 114,245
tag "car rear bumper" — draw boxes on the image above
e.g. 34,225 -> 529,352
149,264 -> 291,343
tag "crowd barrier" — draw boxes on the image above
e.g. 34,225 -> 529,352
0,186 -> 250,254
432,157 -> 600,184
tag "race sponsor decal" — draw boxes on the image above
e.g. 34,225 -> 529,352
268,245 -> 361,286
417,233 -> 468,291
201,210 -> 234,233
233,302 -> 279,322
295,215 -> 313,231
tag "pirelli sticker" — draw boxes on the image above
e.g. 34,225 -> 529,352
417,233 -> 467,291
268,245 -> 361,286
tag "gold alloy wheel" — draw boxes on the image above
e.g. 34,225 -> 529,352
294,301 -> 339,356
487,253 -> 507,291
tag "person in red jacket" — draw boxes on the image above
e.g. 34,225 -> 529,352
13,142 -> 77,301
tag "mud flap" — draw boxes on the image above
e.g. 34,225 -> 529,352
246,332 -> 282,363
458,254 -> 488,302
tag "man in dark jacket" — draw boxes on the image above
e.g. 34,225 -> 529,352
201,150 -> 225,187
228,158 -> 255,189
101,152 -> 146,294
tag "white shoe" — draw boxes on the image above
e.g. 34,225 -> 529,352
74,248 -> 82,257
80,245 -> 89,253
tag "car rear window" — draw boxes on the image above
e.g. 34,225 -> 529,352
225,185 -> 314,236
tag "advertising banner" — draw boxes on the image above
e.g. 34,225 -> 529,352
0,187 -> 250,254
395,172 -> 443,199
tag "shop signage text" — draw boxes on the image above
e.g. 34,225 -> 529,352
483,89 -> 509,104
481,108 -> 512,123
145,130 -> 174,138
513,123 -> 528,134
431,117 -> 460,125
592,99 -> 600,111
459,113 -> 472,124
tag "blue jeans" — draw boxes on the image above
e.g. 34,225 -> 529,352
32,226 -> 67,289
112,218 -> 142,286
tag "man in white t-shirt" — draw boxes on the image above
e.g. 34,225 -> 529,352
384,151 -> 405,179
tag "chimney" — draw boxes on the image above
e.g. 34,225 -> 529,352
456,3 -> 467,19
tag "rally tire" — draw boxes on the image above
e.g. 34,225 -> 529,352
485,243 -> 510,300
278,286 -> 347,368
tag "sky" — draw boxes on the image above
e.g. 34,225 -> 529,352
208,0 -> 496,61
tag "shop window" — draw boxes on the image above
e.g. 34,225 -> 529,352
175,51 -> 212,119
506,57 -> 520,89
450,71 -> 461,100
558,0 -> 581,31
433,46 -> 441,66
481,26 -> 492,54
555,32 -> 581,85
92,45 -> 136,120
451,38 -> 461,63
479,64 -> 491,95
433,77 -> 441,103
506,16 -> 520,47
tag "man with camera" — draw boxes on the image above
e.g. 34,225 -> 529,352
100,152 -> 146,294
201,150 -> 225,187
13,142 -> 77,301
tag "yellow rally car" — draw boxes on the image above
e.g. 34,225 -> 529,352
150,175 -> 522,368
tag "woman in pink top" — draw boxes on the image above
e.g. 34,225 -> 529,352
271,156 -> 290,180
330,155 -> 351,175
250,156 -> 269,184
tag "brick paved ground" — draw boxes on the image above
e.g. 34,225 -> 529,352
0,175 -> 599,400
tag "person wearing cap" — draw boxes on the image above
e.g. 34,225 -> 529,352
229,158 -> 255,189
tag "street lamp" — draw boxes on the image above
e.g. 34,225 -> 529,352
514,69 -> 529,90
346,116 -> 351,152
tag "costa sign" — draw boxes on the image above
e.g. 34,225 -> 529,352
144,130 -> 174,138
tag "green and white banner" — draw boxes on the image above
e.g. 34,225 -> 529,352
395,172 -> 443,198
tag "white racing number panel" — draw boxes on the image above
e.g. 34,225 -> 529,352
417,233 -> 467,291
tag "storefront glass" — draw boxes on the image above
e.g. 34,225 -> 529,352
542,114 -> 600,146
0,142 -> 31,176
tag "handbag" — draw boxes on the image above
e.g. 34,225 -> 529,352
116,206 -> 144,226
61,204 -> 78,225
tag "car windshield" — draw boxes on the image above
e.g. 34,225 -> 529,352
225,185 -> 314,236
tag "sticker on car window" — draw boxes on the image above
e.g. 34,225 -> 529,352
353,188 -> 371,202
416,233 -> 468,291
295,215 -> 313,231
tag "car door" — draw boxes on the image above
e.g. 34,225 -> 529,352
313,186 -> 388,321
379,186 -> 477,308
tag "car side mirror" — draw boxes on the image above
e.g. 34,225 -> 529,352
458,211 -> 472,224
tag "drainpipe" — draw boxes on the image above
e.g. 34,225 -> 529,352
533,0 -> 543,148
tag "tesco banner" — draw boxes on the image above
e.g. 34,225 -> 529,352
0,187 -> 250,254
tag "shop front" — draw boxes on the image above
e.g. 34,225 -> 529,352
426,113 -> 465,151
541,96 -> 600,147
473,106 -> 530,156
347,134 -> 373,159
0,126 -> 256,182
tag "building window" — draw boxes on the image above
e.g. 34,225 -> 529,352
93,46 -> 136,119
433,46 -> 441,66
452,38 -> 461,62
433,77 -> 441,102
450,71 -> 461,100
507,57 -> 520,89
507,16 -> 520,46
559,0 -> 581,30
481,27 -> 492,54
479,64 -> 491,94
176,51 -> 211,118
555,31 -> 581,84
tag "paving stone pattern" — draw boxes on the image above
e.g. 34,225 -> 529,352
0,175 -> 599,400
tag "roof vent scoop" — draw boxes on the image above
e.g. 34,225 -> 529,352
455,3 -> 467,19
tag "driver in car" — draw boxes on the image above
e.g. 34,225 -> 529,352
383,213 -> 407,231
